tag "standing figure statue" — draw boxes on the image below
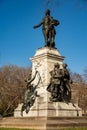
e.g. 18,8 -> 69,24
33,9 -> 60,48
47,63 -> 63,102
47,63 -> 72,103
21,70 -> 40,116
61,63 -> 72,103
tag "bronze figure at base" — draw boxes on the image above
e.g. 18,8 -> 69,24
47,63 -> 72,103
21,70 -> 40,116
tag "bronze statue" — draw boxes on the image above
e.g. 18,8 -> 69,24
47,63 -> 63,101
61,63 -> 72,103
47,63 -> 72,103
33,9 -> 60,48
21,70 -> 40,116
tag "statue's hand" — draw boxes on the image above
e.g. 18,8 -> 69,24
53,20 -> 60,26
33,26 -> 37,29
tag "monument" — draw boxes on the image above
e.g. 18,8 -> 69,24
14,9 -> 82,118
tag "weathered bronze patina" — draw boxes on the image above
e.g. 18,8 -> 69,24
47,63 -> 72,103
21,70 -> 40,116
33,9 -> 60,48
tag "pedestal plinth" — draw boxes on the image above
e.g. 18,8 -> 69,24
31,47 -> 64,86
14,47 -> 82,117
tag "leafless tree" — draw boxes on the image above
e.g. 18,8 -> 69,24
0,65 -> 31,116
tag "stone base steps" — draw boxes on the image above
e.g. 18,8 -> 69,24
0,117 -> 87,130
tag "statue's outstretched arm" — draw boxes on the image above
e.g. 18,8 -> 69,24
33,22 -> 43,29
35,71 -> 41,87
25,71 -> 38,84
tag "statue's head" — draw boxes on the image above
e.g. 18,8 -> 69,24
45,9 -> 50,15
63,63 -> 67,68
54,63 -> 60,68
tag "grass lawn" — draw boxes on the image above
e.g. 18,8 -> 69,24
0,129 -> 31,130
0,128 -> 87,130
0,128 -> 31,130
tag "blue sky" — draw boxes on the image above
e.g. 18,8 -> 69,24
0,0 -> 87,74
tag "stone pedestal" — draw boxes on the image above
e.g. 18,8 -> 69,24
14,47 -> 82,117
31,47 -> 64,87
14,100 -> 82,117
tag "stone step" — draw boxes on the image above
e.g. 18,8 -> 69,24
0,117 -> 87,130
